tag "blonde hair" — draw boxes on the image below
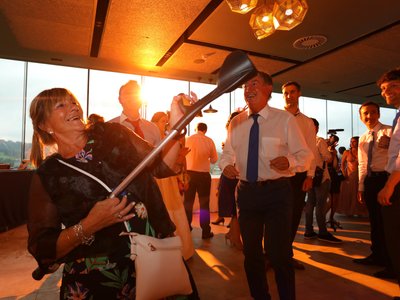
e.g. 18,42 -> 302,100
151,111 -> 168,123
29,88 -> 82,167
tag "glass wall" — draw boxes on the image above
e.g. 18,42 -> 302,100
326,101 -> 352,148
0,59 -> 25,167
142,76 -> 188,123
0,57 -> 396,173
24,63 -> 88,158
88,70 -> 140,121
303,97 -> 328,139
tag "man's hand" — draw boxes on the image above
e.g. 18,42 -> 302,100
357,191 -> 365,204
270,156 -> 289,171
378,134 -> 390,149
223,165 -> 240,179
378,185 -> 394,206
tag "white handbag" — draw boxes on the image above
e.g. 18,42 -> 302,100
57,159 -> 193,300
127,233 -> 192,300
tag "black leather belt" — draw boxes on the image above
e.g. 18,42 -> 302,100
368,171 -> 388,177
239,177 -> 288,187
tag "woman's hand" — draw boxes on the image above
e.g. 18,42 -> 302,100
56,196 -> 135,259
83,196 -> 135,234
169,91 -> 198,128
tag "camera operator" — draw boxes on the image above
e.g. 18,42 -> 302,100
326,134 -> 343,230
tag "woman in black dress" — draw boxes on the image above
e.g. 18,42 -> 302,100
27,88 -> 197,299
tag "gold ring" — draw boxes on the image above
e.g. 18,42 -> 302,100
116,213 -> 123,219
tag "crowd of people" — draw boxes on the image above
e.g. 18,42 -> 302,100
25,67 -> 400,299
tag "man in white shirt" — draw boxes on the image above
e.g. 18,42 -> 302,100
282,81 -> 316,270
376,67 -> 400,299
355,101 -> 394,279
109,80 -> 161,146
219,72 -> 312,300
184,122 -> 218,239
304,119 -> 342,243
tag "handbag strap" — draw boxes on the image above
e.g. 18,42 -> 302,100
56,159 -> 131,235
57,159 -> 112,192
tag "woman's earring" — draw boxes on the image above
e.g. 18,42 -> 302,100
48,130 -> 54,135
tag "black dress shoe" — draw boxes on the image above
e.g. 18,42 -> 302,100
353,256 -> 383,266
393,297 -> 400,300
373,268 -> 396,279
211,217 -> 224,225
202,231 -> 214,239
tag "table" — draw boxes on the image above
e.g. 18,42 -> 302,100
0,170 -> 34,231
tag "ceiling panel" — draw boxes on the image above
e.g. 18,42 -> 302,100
100,0 -> 210,67
0,0 -> 399,105
0,0 -> 94,55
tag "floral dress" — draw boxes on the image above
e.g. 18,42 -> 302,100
27,122 -> 195,299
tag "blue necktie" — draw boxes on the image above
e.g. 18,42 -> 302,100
392,110 -> 400,129
246,114 -> 259,183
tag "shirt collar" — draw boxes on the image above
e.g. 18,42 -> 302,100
120,112 -> 140,123
247,103 -> 270,120
370,121 -> 382,133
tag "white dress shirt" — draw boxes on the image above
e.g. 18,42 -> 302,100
358,122 -> 392,191
109,113 -> 161,146
219,104 -> 312,181
293,110 -> 317,177
315,136 -> 332,183
185,131 -> 218,172
386,116 -> 400,173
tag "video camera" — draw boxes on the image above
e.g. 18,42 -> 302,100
327,129 -> 344,135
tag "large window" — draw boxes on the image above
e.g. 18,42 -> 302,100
326,100 -> 352,148
142,76 -> 188,122
24,63 -> 88,158
380,107 -> 396,127
0,59 -> 25,167
88,70 -> 140,121
303,97 -> 327,138
0,57 -> 396,169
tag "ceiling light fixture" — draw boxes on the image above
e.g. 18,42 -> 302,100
273,0 -> 308,30
225,0 -> 308,40
225,0 -> 258,14
249,1 -> 277,40
203,105 -> 218,113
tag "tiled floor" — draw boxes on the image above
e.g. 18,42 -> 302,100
0,213 -> 398,299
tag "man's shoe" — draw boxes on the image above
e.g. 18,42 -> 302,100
304,231 -> 318,239
211,217 -> 225,225
292,258 -> 305,270
317,233 -> 343,243
202,231 -> 214,239
373,268 -> 396,279
353,255 -> 383,266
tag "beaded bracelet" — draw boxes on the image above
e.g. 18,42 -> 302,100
72,222 -> 95,246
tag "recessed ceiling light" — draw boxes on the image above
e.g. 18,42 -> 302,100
293,35 -> 327,49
